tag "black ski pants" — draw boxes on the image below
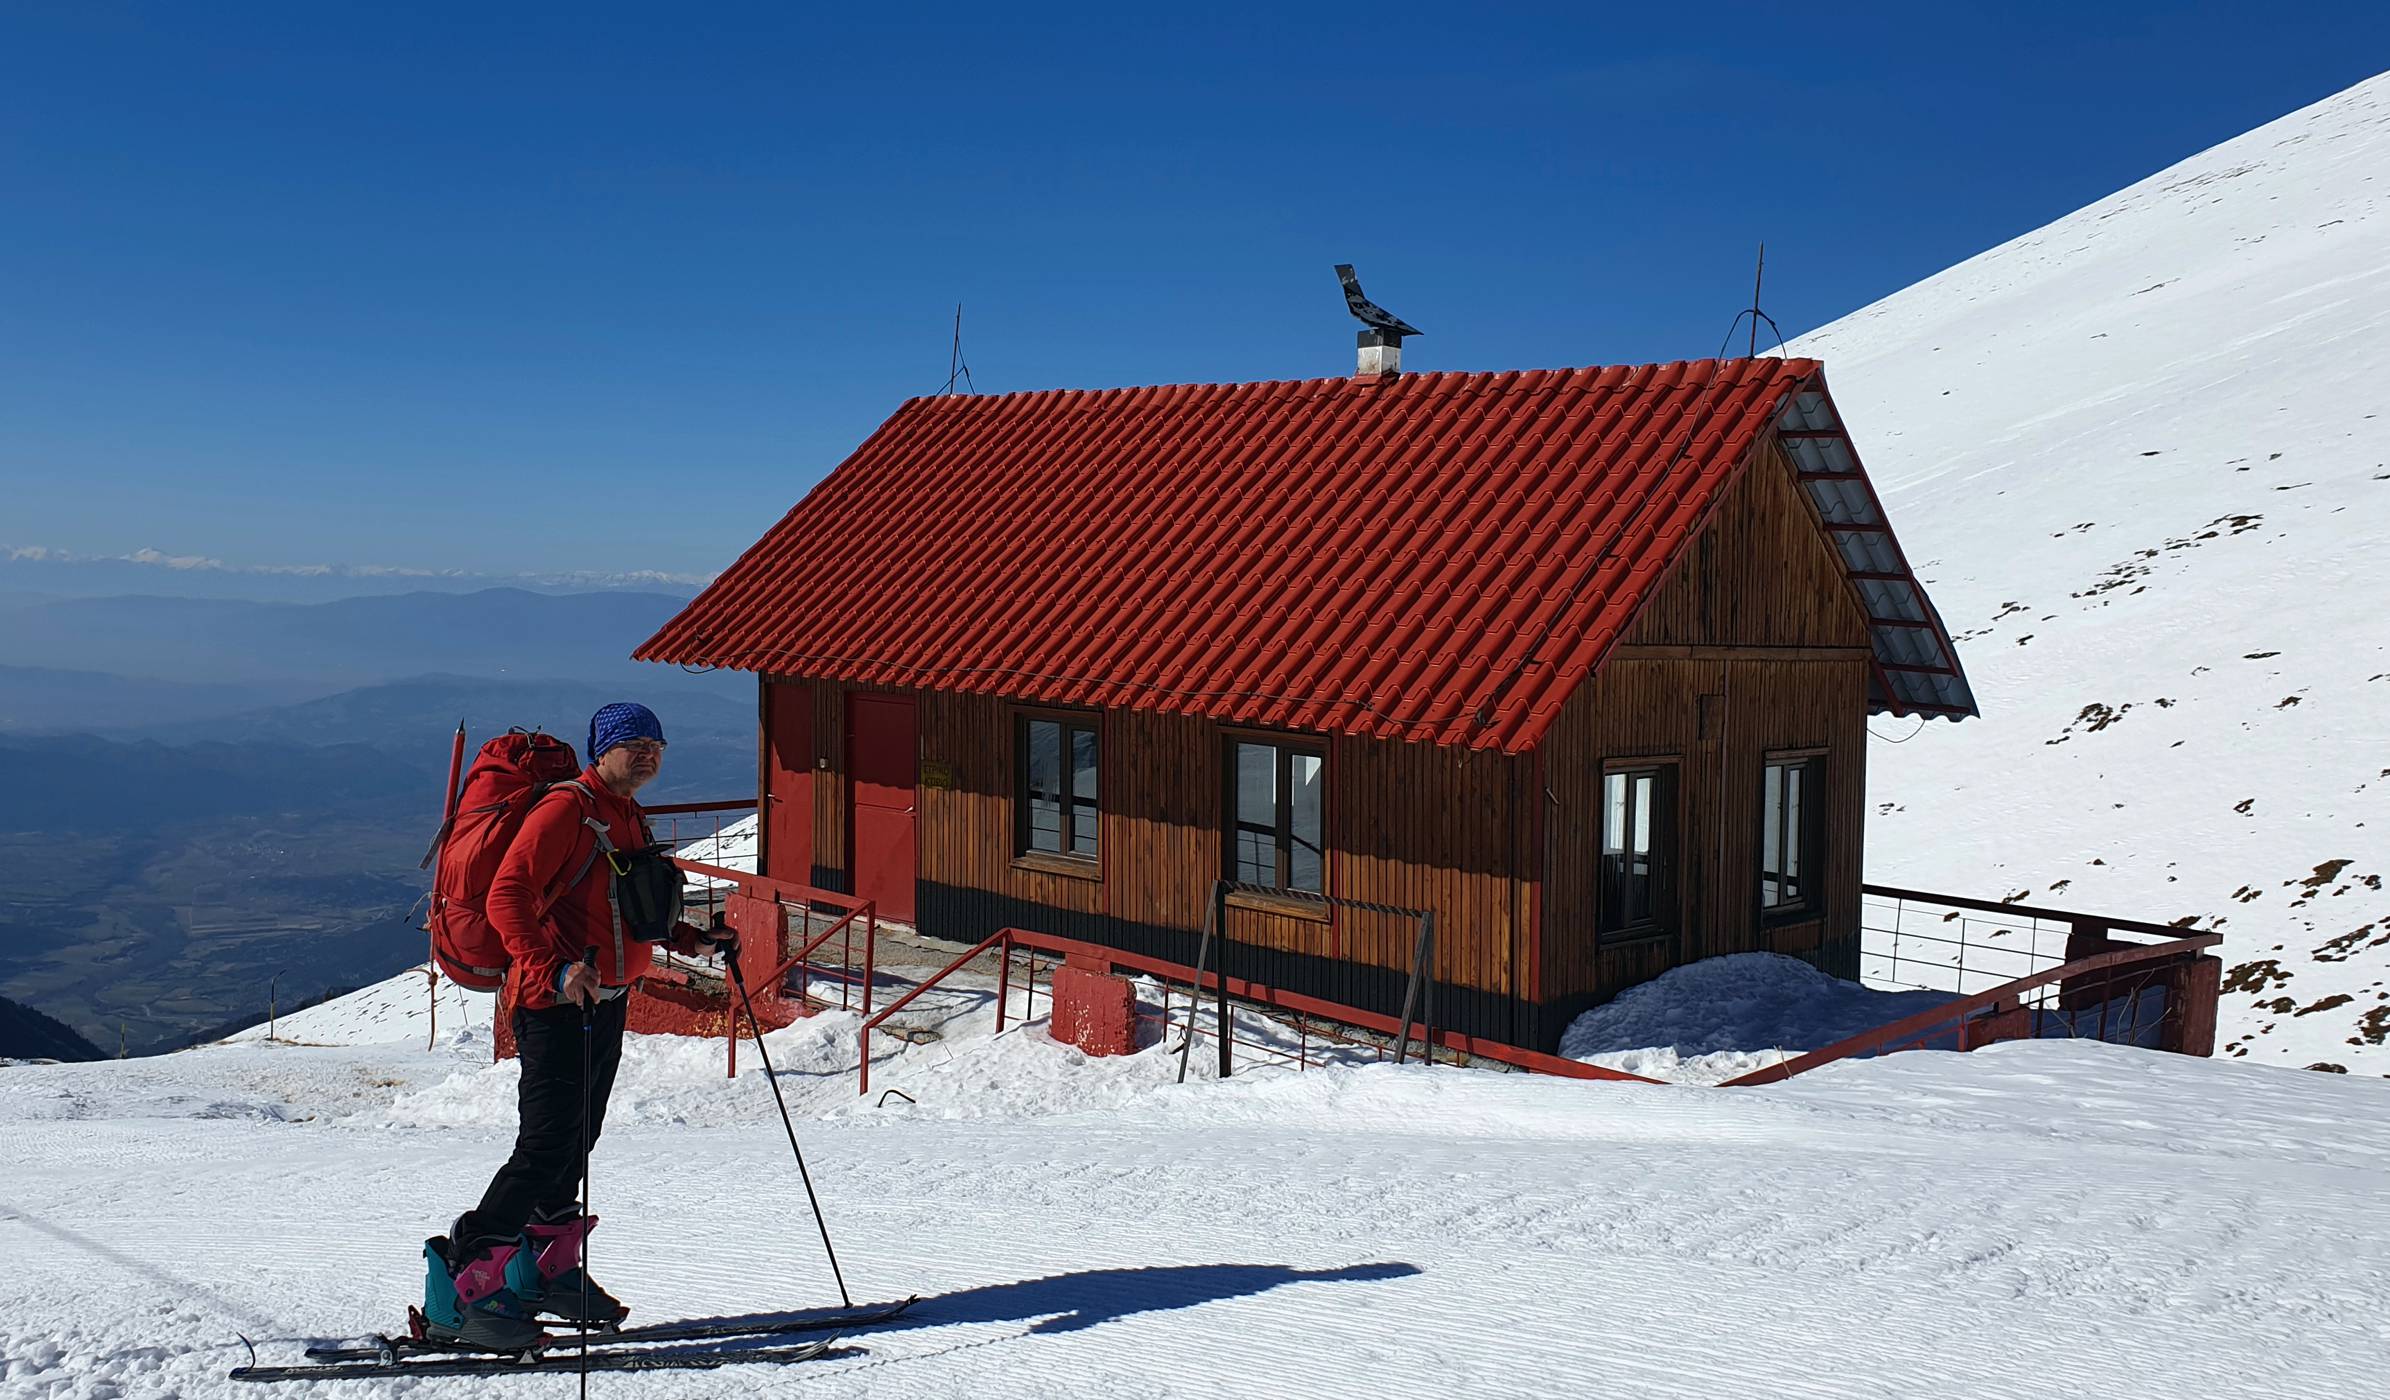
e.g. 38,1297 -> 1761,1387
453,994 -> 627,1258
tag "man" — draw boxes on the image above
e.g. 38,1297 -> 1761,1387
422,701 -> 733,1348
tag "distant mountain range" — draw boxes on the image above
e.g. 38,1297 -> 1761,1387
0,674 -> 754,833
0,552 -> 708,604
0,732 -> 441,834
0,587 -> 738,696
0,994 -> 105,1061
0,586 -> 761,1054
0,664 -> 294,733
117,673 -> 759,802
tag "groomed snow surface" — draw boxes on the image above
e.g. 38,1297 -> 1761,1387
6,967 -> 2388,1399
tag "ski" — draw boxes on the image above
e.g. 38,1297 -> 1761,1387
233,1336 -> 838,1382
301,1295 -> 918,1364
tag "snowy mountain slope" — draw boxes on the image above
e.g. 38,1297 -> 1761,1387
1790,72 -> 2390,1073
5,987 -> 2388,1397
221,966 -> 484,1048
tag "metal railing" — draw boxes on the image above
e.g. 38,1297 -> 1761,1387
1860,882 -> 2206,993
1727,889 -> 2226,1086
848,923 -> 1665,1095
609,851 -> 2224,1094
663,857 -> 880,1079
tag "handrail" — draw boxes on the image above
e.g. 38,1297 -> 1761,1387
669,858 -> 878,1079
1722,931 -> 2223,1086
671,860 -> 840,907
831,919 -> 2214,1097
755,902 -> 876,995
646,798 -> 759,816
996,926 -> 1664,1085
1862,883 -> 2206,942
857,928 -> 1017,1095
723,901 -> 876,1078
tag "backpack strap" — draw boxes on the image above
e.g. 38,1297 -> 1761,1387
548,780 -> 627,978
552,781 -> 617,887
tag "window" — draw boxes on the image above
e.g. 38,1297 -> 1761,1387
1599,763 -> 1675,939
1017,715 -> 1099,859
1229,738 -> 1325,894
1761,754 -> 1825,917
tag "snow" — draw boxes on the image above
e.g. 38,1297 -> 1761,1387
669,813 -> 757,890
1557,951 -> 2179,1084
1787,71 -> 2390,1072
5,963 -> 2389,1397
221,967 -> 484,1048
1561,953 -> 1959,1083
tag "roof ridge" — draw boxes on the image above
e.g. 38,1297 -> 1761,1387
901,356 -> 1822,411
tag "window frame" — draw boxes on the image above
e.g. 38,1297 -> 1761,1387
1758,749 -> 1827,923
1596,758 -> 1678,944
1013,709 -> 1102,873
1221,731 -> 1329,909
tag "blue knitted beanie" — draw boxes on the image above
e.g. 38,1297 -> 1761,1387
588,702 -> 665,762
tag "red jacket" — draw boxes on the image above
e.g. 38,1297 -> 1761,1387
488,767 -> 699,1010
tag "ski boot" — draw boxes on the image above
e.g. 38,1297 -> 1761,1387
420,1234 -> 545,1352
508,1212 -> 628,1326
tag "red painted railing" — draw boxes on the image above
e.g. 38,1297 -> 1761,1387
667,858 -> 879,1079
632,853 -> 2225,1094
856,928 -> 1016,1096
845,925 -> 1664,1094
1723,926 -> 2223,1086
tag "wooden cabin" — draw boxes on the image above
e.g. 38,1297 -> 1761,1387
637,358 -> 1976,1052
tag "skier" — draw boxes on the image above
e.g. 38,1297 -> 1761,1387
422,701 -> 736,1349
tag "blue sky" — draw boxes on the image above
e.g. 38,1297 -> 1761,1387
2,3 -> 2382,584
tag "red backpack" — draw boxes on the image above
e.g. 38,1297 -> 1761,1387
423,731 -> 584,990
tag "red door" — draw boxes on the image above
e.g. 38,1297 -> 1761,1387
765,682 -> 814,888
847,692 -> 919,923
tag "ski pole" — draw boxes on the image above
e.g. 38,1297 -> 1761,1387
724,948 -> 854,1308
578,946 -> 596,1400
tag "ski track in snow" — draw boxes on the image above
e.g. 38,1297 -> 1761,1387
1785,72 -> 2390,1073
5,982 -> 2389,1398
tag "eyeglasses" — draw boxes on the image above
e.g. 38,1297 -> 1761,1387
617,739 -> 667,757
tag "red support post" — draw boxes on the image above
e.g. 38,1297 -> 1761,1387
862,906 -> 878,1018
997,938 -> 1013,1035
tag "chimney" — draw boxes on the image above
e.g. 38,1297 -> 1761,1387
1357,328 -> 1402,376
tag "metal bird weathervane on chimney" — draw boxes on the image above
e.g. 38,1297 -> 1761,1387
1335,263 -> 1421,375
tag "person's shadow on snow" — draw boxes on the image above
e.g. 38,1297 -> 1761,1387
713,1261 -> 1420,1337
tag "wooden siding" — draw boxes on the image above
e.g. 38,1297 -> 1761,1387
1536,441 -> 1875,1038
901,694 -> 1533,1040
1625,440 -> 1871,652
1327,732 -> 1524,1001
1717,658 -> 1868,972
1108,707 -> 1219,937
813,679 -> 849,892
917,691 -> 1107,922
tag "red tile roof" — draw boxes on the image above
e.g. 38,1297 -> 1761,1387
637,358 -> 1951,752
